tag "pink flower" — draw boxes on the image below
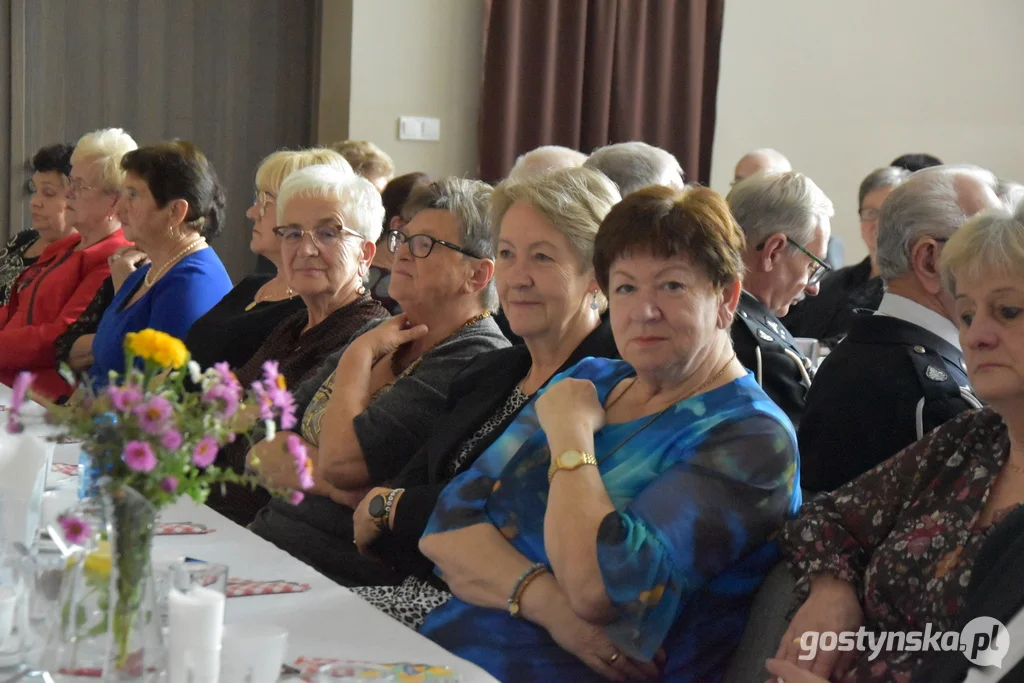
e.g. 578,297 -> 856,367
261,360 -> 281,387
286,435 -> 315,490
58,515 -> 92,545
212,362 -> 241,391
289,491 -> 305,505
123,440 -> 158,472
202,384 -> 239,418
251,382 -> 275,421
161,429 -> 183,451
192,436 -> 219,468
106,384 -> 142,412
5,372 -> 35,434
270,387 -> 298,430
160,476 -> 179,494
133,396 -> 173,435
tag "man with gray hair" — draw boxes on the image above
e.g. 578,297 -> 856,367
799,165 -> 998,492
582,141 -> 684,195
727,171 -> 834,428
507,145 -> 588,181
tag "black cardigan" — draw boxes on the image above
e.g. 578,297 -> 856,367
372,320 -> 619,579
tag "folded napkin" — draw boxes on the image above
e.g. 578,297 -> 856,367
51,463 -> 79,476
226,577 -> 311,597
292,657 -> 459,681
0,431 -> 53,547
154,522 -> 214,535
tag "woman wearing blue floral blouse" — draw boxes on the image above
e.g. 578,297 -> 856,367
418,185 -> 802,682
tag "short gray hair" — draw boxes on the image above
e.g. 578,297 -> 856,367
508,145 -> 588,181
876,165 -> 999,282
726,171 -> 834,247
582,141 -> 684,195
403,177 -> 498,311
277,164 -> 384,243
858,166 -> 910,208
996,178 -> 1024,211
941,201 -> 1024,294
736,148 -> 792,176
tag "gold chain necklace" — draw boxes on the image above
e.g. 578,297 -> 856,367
388,312 -> 491,380
244,280 -> 295,311
598,353 -> 738,464
144,238 -> 206,288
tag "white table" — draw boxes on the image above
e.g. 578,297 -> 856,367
0,384 -> 497,682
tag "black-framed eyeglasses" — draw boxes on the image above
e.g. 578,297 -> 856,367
273,223 -> 363,249
386,229 -> 483,259
756,235 -> 831,286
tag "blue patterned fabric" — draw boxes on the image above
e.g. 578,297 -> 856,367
419,357 -> 801,683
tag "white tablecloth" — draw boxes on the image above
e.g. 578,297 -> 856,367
0,384 -> 497,682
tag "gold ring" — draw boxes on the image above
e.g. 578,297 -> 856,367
608,652 -> 620,664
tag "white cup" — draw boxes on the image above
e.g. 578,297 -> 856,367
220,623 -> 288,683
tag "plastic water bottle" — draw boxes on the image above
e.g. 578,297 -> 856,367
77,412 -> 118,499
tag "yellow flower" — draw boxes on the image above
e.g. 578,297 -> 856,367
125,329 -> 189,369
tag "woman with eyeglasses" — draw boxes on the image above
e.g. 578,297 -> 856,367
246,177 -> 509,581
0,143 -> 76,307
0,129 -> 136,400
182,148 -> 351,371
87,141 -> 232,384
204,164 -> 390,523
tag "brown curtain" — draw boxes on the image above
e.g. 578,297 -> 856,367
478,0 -> 724,185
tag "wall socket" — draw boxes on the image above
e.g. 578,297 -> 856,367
398,116 -> 441,141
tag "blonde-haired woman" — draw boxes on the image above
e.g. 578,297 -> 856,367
0,128 -> 136,399
185,147 -> 353,369
349,166 -> 622,619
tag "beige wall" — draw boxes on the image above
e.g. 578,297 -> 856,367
711,0 -> 1024,264
317,0 -> 484,179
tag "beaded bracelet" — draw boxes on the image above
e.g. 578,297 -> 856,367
507,562 -> 549,619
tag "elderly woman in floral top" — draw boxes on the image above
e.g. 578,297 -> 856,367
769,202 -> 1024,683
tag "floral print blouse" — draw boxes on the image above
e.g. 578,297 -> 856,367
0,230 -> 40,307
780,408 -> 1015,681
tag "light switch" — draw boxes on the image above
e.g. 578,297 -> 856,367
398,117 -> 421,141
398,116 -> 441,142
420,118 -> 441,141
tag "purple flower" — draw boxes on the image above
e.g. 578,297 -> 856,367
285,435 -> 315,490
289,491 -> 305,505
5,372 -> 35,434
161,429 -> 183,451
133,396 -> 173,435
250,382 -> 275,421
261,360 -> 281,387
58,515 -> 92,545
192,436 -> 219,468
270,387 -> 298,430
212,362 -> 241,391
160,476 -> 179,494
202,384 -> 239,418
106,384 -> 142,412
123,440 -> 158,473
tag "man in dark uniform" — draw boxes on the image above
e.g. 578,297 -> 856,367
783,166 -> 909,347
799,165 -> 998,493
727,171 -> 835,429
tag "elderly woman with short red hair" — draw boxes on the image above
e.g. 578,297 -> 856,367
418,186 -> 801,682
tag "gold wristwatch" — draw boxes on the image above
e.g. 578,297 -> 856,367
548,449 -> 598,482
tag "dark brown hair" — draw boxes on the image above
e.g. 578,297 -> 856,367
120,140 -> 225,239
593,185 -> 745,293
381,172 -> 430,234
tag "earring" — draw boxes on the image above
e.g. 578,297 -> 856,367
590,291 -> 600,311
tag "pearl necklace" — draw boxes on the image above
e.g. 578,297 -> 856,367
144,238 -> 206,288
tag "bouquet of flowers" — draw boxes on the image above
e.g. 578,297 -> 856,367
6,328 -> 312,677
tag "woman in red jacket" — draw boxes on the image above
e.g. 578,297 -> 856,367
0,127 -> 137,399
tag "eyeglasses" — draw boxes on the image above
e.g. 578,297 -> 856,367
756,235 -> 831,286
386,230 -> 483,259
858,207 -> 881,221
273,223 -> 363,249
68,178 -> 104,195
254,189 -> 276,218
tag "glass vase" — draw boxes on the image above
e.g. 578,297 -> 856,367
102,485 -> 162,681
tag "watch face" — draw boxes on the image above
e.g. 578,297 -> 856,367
368,494 -> 387,519
560,451 -> 583,468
